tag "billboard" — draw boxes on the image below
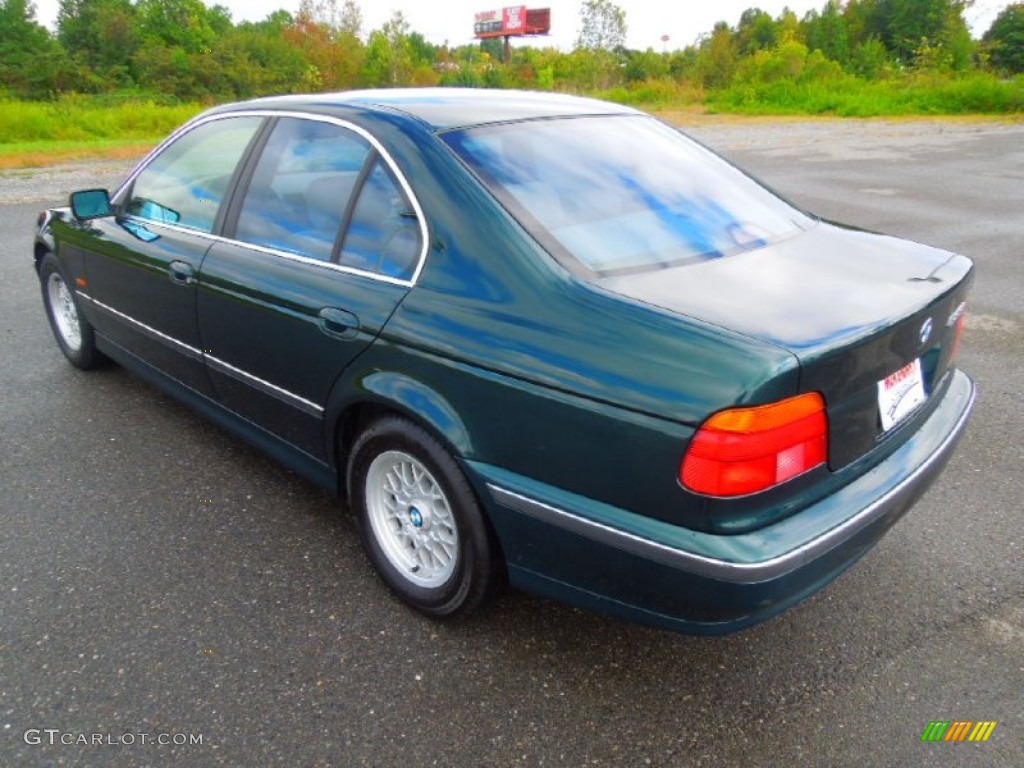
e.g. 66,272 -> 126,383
475,6 -> 549,38
474,7 -> 525,37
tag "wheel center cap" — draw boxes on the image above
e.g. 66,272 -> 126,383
408,506 -> 424,528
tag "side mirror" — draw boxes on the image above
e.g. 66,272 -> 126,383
70,189 -> 113,220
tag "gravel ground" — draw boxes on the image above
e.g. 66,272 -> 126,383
0,160 -> 138,206
682,115 -> 1024,159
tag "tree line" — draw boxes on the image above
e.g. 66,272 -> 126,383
1,0 -> 1022,102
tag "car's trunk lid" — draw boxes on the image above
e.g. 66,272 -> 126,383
600,222 -> 973,468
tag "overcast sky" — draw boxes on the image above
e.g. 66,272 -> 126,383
32,0 -> 1013,51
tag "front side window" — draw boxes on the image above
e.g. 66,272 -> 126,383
127,117 -> 263,233
234,118 -> 371,261
444,115 -> 811,277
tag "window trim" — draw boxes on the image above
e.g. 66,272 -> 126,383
112,110 -> 430,288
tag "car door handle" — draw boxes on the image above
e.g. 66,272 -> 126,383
318,307 -> 359,339
168,260 -> 196,286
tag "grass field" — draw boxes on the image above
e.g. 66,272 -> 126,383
1,80 -> 1021,170
0,96 -> 200,142
0,96 -> 200,168
596,70 -> 1024,116
704,73 -> 1024,116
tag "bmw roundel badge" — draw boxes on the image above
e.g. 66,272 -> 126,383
919,317 -> 934,346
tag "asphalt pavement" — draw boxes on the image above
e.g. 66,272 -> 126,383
1,118 -> 1021,767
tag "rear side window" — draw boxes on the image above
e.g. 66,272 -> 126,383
339,159 -> 422,280
128,117 -> 262,233
234,118 -> 371,261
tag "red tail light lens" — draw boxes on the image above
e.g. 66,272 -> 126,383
681,393 -> 828,497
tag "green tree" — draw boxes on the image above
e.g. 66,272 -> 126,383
130,0 -> 236,99
363,10 -> 421,86
407,30 -> 438,69
218,14 -> 310,98
624,47 -> 669,83
698,21 -> 738,88
575,0 -> 626,51
298,0 -> 361,35
843,0 -> 886,46
509,45 -> 562,89
874,0 -> 972,67
136,0 -> 219,54
776,7 -> 803,42
283,0 -> 365,90
261,8 -> 294,31
478,37 -> 503,61
735,8 -> 779,56
984,3 -> 1024,73
667,47 -> 700,81
850,36 -> 890,77
804,0 -> 850,64
57,0 -> 139,89
572,0 -> 627,89
0,0 -> 73,96
438,47 -> 483,88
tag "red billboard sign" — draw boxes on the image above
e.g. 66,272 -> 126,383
503,5 -> 527,35
525,8 -> 551,35
474,6 -> 531,38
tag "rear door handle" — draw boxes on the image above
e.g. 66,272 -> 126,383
168,260 -> 196,286
318,307 -> 359,339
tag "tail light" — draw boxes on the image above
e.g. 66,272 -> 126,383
681,392 -> 828,497
949,304 -> 967,363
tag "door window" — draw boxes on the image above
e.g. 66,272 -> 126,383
234,118 -> 371,262
127,117 -> 263,233
340,159 -> 422,280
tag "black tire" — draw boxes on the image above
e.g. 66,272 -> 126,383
39,253 -> 105,370
347,415 -> 502,618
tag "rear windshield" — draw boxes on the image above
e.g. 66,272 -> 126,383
443,115 -> 811,276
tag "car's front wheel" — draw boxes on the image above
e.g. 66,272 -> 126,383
348,416 -> 501,618
39,253 -> 105,370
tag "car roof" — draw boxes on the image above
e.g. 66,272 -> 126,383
210,88 -> 638,132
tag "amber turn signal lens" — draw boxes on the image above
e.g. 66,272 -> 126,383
681,392 -> 828,497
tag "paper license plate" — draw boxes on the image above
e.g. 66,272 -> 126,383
878,358 -> 927,432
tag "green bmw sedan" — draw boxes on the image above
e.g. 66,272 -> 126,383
34,89 -> 975,633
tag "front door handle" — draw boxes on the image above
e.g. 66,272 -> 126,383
168,260 -> 196,286
318,307 -> 359,339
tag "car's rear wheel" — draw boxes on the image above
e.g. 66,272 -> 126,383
39,253 -> 104,370
348,416 -> 501,618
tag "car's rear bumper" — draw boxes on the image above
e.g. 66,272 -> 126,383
472,369 -> 976,634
